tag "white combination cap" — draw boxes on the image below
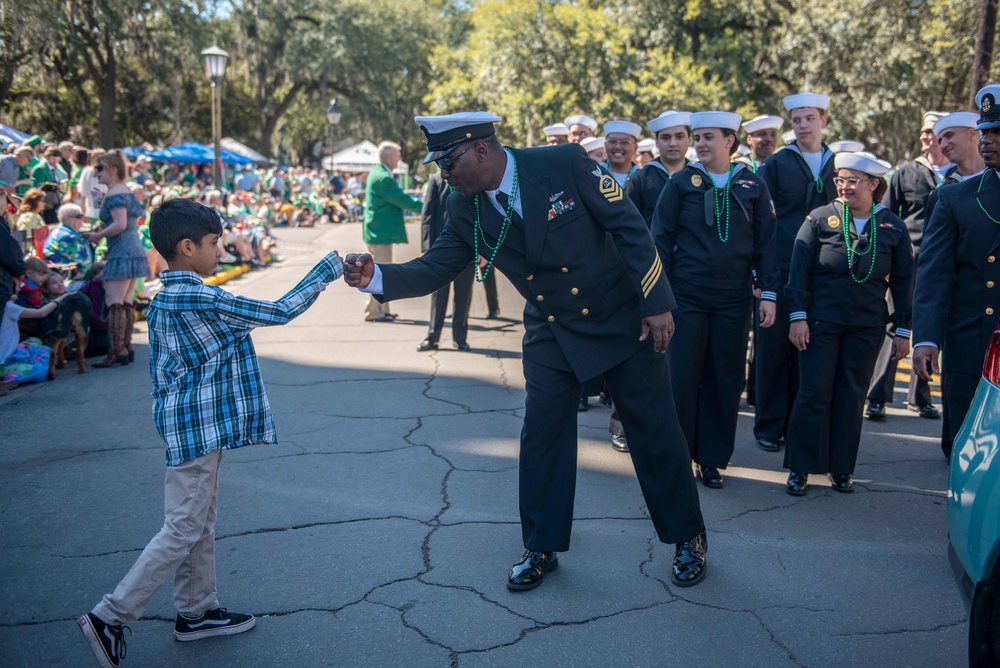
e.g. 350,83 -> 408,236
690,111 -> 742,131
782,92 -> 830,112
580,137 -> 605,152
564,114 -> 598,131
933,112 -> 979,135
834,151 -> 891,176
829,140 -> 865,153
414,111 -> 502,164
603,121 -> 642,139
742,115 -> 784,134
543,123 -> 569,137
637,138 -> 656,154
647,110 -> 692,134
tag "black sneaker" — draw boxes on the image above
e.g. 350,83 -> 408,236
78,612 -> 129,668
174,608 -> 255,642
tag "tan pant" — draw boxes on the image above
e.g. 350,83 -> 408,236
364,244 -> 393,319
93,449 -> 221,624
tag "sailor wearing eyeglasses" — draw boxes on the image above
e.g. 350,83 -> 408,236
343,111 -> 708,592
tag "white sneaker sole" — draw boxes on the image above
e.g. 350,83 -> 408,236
77,615 -> 117,668
173,615 -> 255,642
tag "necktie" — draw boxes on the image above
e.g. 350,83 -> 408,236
496,191 -> 510,214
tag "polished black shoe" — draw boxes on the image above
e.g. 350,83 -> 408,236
417,339 -> 438,352
865,401 -> 886,420
507,550 -> 558,591
611,434 -> 629,452
671,532 -> 707,587
453,341 -> 471,352
909,404 -> 941,419
830,473 -> 854,493
698,466 -> 724,489
756,438 -> 781,452
786,471 -> 808,496
486,309 -> 500,319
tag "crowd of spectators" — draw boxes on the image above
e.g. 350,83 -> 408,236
0,134 -> 374,390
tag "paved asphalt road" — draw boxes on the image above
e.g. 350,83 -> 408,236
0,223 -> 967,667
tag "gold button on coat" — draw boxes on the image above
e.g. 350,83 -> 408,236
527,275 -> 534,281
988,308 -> 995,315
547,315 -> 555,322
581,309 -> 589,315
536,295 -> 544,301
561,267 -> 569,273
989,281 -> 995,288
571,288 -> 579,295
990,256 -> 996,263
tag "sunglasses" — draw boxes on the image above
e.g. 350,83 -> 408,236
434,143 -> 474,171
95,164 -> 105,172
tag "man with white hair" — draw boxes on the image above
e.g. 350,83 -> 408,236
44,203 -> 94,282
361,141 -> 422,322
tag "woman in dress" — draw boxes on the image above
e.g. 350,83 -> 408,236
84,150 -> 148,368
784,152 -> 914,495
651,111 -> 778,488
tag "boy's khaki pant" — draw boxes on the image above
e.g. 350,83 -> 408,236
93,449 -> 221,625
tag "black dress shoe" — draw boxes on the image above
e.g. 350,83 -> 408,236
756,438 -> 781,452
416,339 -> 438,352
786,472 -> 808,496
865,401 -> 886,420
698,466 -> 724,489
578,395 -> 589,412
671,532 -> 707,587
909,404 -> 941,419
453,341 -> 471,352
507,550 -> 558,591
611,434 -> 629,452
486,309 -> 500,319
598,391 -> 612,408
830,473 -> 854,493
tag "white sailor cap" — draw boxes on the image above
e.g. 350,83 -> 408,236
637,138 -> 656,154
603,121 -> 642,139
580,136 -> 606,153
647,110 -> 691,134
782,130 -> 796,144
414,111 -> 502,164
543,123 -> 569,137
742,115 -> 784,134
829,140 -> 865,153
934,112 -> 980,135
690,111 -> 742,131
922,111 -> 948,128
564,114 -> 598,131
782,92 -> 830,112
976,85 -> 1000,131
834,151 -> 891,176
737,145 -> 751,156
685,146 -> 698,162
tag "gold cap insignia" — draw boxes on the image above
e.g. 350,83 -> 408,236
827,215 -> 840,229
983,95 -> 993,114
691,174 -> 703,187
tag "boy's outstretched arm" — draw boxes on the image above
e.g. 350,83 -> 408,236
215,251 -> 343,328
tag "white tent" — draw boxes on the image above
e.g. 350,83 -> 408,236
221,137 -> 272,164
323,140 -> 408,174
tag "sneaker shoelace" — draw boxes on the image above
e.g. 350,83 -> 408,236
110,624 -> 131,661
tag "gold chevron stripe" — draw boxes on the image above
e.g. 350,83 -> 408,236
642,263 -> 661,298
642,254 -> 662,291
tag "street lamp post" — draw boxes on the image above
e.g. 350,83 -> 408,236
326,99 -> 342,172
201,44 -> 229,188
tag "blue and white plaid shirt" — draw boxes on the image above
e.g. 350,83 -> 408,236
148,252 -> 343,466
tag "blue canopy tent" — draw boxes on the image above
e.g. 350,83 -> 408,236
147,142 -> 253,165
0,123 -> 31,144
119,146 -> 152,160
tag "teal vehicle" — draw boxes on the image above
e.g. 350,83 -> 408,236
949,324 -> 1000,667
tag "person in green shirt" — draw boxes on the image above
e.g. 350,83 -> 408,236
14,147 -> 36,196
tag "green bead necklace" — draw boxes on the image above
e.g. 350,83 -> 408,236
976,170 -> 1000,225
712,164 -> 735,243
842,201 -> 878,284
474,148 -> 518,283
814,148 -> 827,194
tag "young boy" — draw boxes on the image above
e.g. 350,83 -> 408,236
78,197 -> 343,668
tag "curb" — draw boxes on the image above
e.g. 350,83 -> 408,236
204,264 -> 250,286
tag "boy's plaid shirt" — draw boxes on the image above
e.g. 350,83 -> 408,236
147,252 -> 343,466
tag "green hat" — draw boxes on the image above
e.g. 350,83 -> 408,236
24,134 -> 42,147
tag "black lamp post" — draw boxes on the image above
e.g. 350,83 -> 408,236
201,44 -> 229,187
326,99 -> 342,171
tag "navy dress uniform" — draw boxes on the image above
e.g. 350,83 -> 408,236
354,112 -> 707,590
755,93 -> 837,450
652,111 -> 778,487
784,152 -> 914,494
913,86 -> 1000,459
625,111 -> 692,228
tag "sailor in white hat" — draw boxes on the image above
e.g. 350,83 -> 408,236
739,115 -> 784,172
649,109 -> 778,490
563,114 -> 598,143
781,130 -> 795,145
580,136 -> 606,162
912,84 -> 1000,460
864,109 -> 954,423
543,123 -> 569,146
752,93 -> 838,453
784,150 -> 913,495
344,110 -> 709,591
636,138 -> 656,166
828,140 -> 865,154
600,120 -> 641,186
934,112 -> 984,184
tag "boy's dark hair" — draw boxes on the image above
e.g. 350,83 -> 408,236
149,198 -> 223,260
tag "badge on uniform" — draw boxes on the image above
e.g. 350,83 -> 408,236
734,179 -> 759,189
597,174 -> 623,202
691,174 -> 703,187
827,215 -> 840,229
547,198 -> 576,221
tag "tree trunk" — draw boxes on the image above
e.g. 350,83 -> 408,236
98,38 -> 117,148
971,0 -> 999,108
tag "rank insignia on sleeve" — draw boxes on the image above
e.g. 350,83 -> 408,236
691,174 -> 703,187
547,198 -> 576,221
827,215 -> 840,229
641,253 -> 662,298
599,175 -> 624,202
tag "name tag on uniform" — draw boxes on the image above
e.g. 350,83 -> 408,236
733,179 -> 759,189
548,198 -> 576,221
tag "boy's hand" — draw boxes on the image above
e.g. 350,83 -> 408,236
344,253 -> 374,288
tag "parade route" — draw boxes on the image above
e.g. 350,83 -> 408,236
0,223 -> 967,667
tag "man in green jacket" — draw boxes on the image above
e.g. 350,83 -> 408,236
362,141 -> 422,322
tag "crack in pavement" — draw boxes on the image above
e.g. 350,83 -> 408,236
832,618 -> 966,637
